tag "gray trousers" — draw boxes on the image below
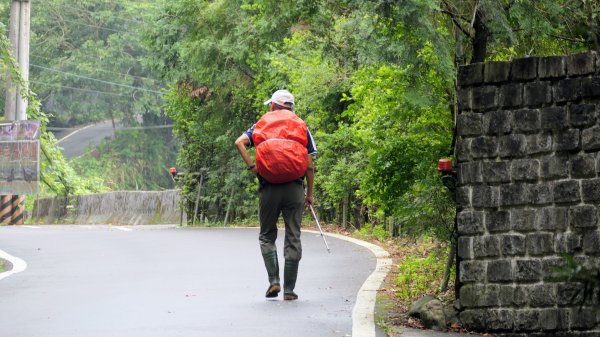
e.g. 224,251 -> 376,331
259,182 -> 304,261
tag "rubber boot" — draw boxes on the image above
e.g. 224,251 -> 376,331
283,260 -> 299,301
262,251 -> 280,298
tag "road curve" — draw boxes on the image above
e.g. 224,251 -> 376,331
0,226 -> 387,337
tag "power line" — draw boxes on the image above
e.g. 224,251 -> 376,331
30,80 -> 130,97
30,64 -> 164,95
41,3 -> 152,24
31,54 -> 164,84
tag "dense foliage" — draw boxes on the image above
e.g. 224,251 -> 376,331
0,1 -> 177,194
144,0 -> 596,234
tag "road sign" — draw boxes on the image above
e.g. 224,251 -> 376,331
0,121 -> 40,194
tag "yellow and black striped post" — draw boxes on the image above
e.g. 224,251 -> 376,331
10,195 -> 25,225
0,195 -> 13,225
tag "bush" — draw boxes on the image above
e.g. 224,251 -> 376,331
394,238 -> 454,303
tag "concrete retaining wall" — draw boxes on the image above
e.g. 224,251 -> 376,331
32,190 -> 182,225
456,51 -> 600,335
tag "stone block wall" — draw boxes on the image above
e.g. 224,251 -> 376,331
456,51 -> 600,336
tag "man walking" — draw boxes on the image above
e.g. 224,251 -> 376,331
235,89 -> 316,300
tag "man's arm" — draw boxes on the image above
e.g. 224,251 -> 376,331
234,134 -> 258,176
305,154 -> 315,206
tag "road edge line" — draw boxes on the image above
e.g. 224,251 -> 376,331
56,123 -> 97,145
304,230 -> 392,337
0,249 -> 27,281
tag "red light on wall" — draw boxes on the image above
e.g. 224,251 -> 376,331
438,159 -> 453,172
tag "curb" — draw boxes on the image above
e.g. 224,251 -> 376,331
0,249 -> 27,281
305,230 -> 393,337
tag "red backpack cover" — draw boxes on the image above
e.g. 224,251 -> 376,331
252,110 -> 309,184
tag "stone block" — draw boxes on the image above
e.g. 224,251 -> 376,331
582,126 -> 600,151
539,308 -> 559,331
456,186 -> 471,209
511,208 -> 537,232
456,138 -> 471,163
499,134 -> 527,158
524,82 -> 552,107
460,260 -> 486,283
527,133 -> 552,154
557,282 -> 584,305
570,104 -> 597,127
515,309 -> 541,331
457,87 -> 472,112
567,52 -> 596,76
513,108 -> 541,133
570,307 -> 597,329
457,236 -> 473,259
458,63 -> 484,87
554,78 -> 582,103
553,129 -> 580,152
537,207 -> 568,231
457,210 -> 485,234
541,257 -> 566,282
457,162 -> 483,185
515,259 -> 542,282
500,183 -> 529,206
541,106 -> 567,130
487,259 -> 513,282
539,56 -> 566,79
473,235 -> 500,258
581,77 -> 600,98
483,110 -> 511,135
483,161 -> 510,183
457,113 -> 483,136
472,86 -> 498,111
513,286 -> 529,306
570,205 -> 597,228
498,285 -> 514,306
527,233 -> 555,256
529,284 -> 556,307
541,155 -> 569,179
530,183 -> 554,205
570,153 -> 596,179
486,210 -> 510,233
459,309 -> 487,331
487,309 -> 514,330
485,61 -> 511,83
553,180 -> 581,204
583,231 -> 600,254
512,57 -> 538,80
471,136 -> 498,159
459,284 -> 483,307
500,83 -> 523,108
582,178 -> 600,202
502,234 -> 526,256
511,159 -> 539,181
555,232 -> 582,254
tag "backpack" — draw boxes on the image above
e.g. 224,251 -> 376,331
252,110 -> 309,184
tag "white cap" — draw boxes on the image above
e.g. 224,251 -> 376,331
264,89 -> 294,107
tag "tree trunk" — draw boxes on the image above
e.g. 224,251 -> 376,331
342,194 -> 349,229
223,186 -> 235,226
471,6 -> 489,63
440,238 -> 456,293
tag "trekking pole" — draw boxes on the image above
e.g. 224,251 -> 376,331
309,204 -> 331,253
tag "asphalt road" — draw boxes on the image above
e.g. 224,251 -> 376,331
54,120 -> 119,158
0,225 -> 386,337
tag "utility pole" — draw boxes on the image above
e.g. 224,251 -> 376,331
4,0 -> 31,122
1,0 -> 31,226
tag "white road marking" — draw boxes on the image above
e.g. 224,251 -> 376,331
113,226 -> 133,232
0,249 -> 28,281
21,225 -> 40,229
56,123 -> 97,145
304,230 -> 392,337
